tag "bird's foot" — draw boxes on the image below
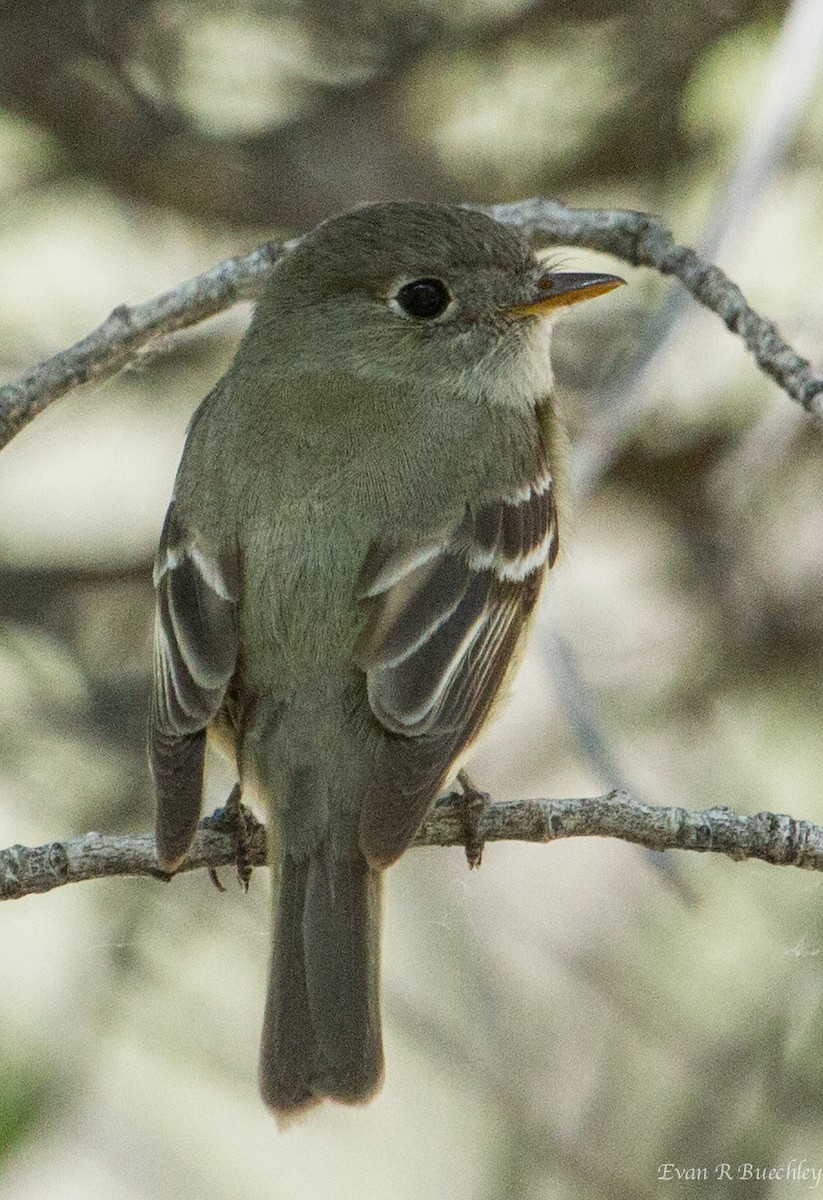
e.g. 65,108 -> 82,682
457,770 -> 488,869
207,783 -> 255,892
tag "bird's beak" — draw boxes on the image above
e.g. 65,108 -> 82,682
508,271 -> 624,318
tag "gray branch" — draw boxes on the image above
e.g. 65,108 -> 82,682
2,199 -> 822,451
2,790 -> 823,901
486,200 -> 823,420
0,239 -> 288,450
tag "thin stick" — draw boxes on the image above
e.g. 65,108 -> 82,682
2,790 -> 822,901
2,201 -> 821,451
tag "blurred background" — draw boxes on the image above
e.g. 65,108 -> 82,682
1,0 -> 823,1196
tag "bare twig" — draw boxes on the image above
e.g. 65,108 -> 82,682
485,201 -> 823,421
2,790 -> 822,901
0,240 -> 287,450
2,200 -> 822,452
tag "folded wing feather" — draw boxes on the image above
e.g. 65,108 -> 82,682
356,464 -> 558,867
149,502 -> 238,869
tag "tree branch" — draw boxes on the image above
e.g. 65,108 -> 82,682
2,199 -> 821,452
0,239 -> 288,450
2,790 -> 822,901
486,200 -> 823,420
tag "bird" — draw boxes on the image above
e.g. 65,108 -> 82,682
148,201 -> 623,1119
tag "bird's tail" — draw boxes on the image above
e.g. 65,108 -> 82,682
259,847 -> 384,1120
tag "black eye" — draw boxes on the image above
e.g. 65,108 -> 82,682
394,278 -> 451,320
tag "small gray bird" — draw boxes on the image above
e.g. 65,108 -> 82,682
148,202 -> 622,1118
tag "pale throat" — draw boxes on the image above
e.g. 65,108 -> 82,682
460,318 -> 556,410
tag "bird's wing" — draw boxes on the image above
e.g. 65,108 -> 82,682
355,463 -> 558,866
149,501 -> 238,869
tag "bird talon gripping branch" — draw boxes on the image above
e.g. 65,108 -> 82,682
458,770 -> 489,869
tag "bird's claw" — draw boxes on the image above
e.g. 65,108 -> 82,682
457,770 -> 488,869
207,783 -> 255,892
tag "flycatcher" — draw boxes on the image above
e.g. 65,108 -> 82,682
148,202 -> 622,1118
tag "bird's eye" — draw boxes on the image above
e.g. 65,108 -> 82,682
393,278 -> 451,320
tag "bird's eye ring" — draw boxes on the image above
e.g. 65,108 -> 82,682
392,278 -> 451,320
